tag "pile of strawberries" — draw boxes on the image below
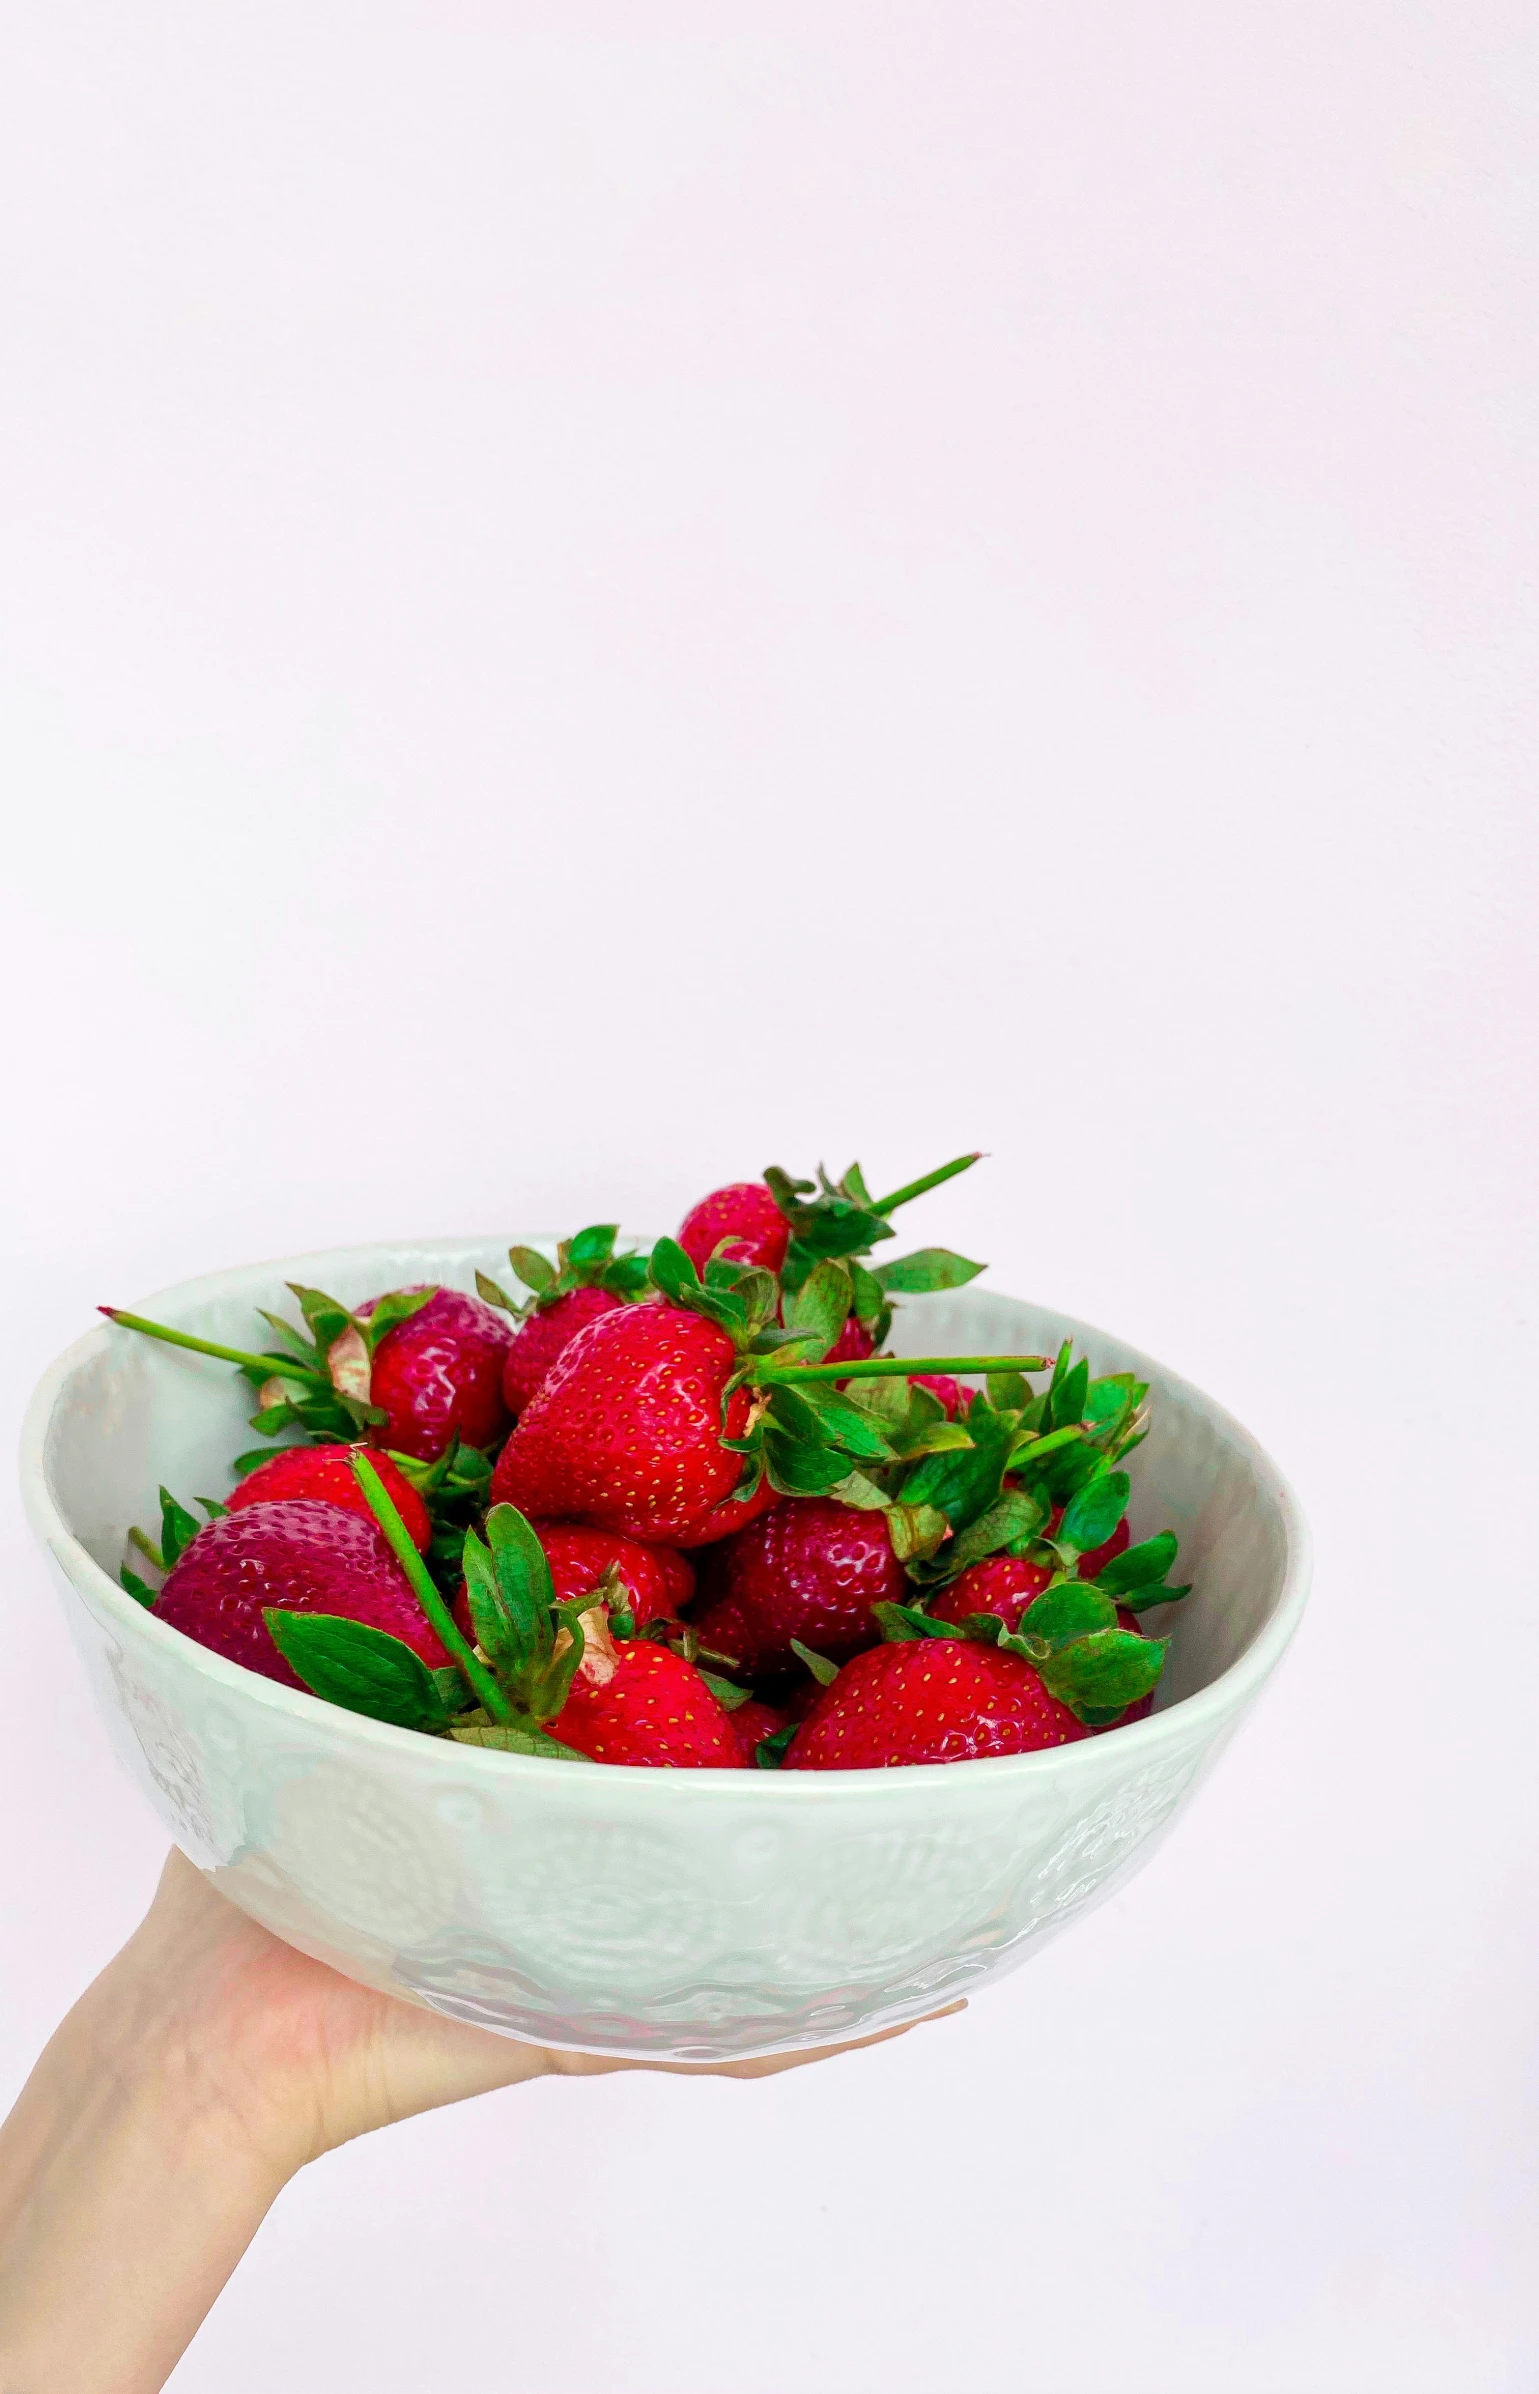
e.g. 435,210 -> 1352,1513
107,1154 -> 1188,1770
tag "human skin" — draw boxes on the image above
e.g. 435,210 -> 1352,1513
0,1851 -> 950,2390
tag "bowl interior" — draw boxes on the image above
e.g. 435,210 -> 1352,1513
31,1236 -> 1301,1718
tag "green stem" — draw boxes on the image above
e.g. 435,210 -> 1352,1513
1007,1425 -> 1087,1469
759,1352 -> 1049,1384
99,1309 -> 326,1385
350,1454 -> 511,1723
869,1152 -> 982,1215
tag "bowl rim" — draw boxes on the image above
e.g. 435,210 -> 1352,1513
19,1234 -> 1312,1799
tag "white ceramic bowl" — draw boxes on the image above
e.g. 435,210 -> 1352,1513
20,1237 -> 1309,2061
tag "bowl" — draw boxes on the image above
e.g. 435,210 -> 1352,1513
20,1236 -> 1310,2062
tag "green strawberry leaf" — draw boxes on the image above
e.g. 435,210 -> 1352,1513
1037,1629 -> 1166,1720
285,1283 -> 356,1352
648,1236 -> 700,1306
1091,1530 -> 1180,1595
986,1371 -> 1033,1411
754,1723 -> 799,1768
762,1430 -> 856,1497
1058,1471 -> 1131,1558
896,1402 -> 1012,1531
938,1485 -> 1049,1577
843,1373 -> 911,1426
783,1260 -> 854,1360
254,1309 -> 322,1361
461,1527 -> 523,1675
1049,1356 -> 1090,1430
120,1565 -> 159,1609
356,1286 -> 437,1355
849,1261 -> 888,1326
1006,1423 -> 1087,1478
1116,1578 -> 1191,1612
1083,1373 -> 1138,1432
872,1601 -> 956,1642
508,1245 -> 558,1295
467,1505 -> 557,1682
603,1253 -> 652,1300
769,1382 -> 895,1463
566,1224 -> 619,1270
696,1669 -> 752,1711
449,1718 -> 588,1760
870,1247 -> 985,1294
264,1611 -> 469,1731
158,1488 -> 202,1571
790,1638 -> 841,1686
1007,1582 -> 1118,1656
883,1501 -> 951,1563
475,1270 -> 524,1316
789,1207 -> 894,1265
231,1444 -> 304,1476
824,1470 -> 893,1512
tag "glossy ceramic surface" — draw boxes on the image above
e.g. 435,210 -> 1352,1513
20,1239 -> 1309,2060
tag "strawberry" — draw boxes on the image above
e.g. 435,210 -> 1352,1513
927,1550 -> 1053,1631
678,1182 -> 790,1277
490,1305 -> 759,1544
361,1287 -> 514,1461
784,1636 -> 1094,1769
502,1285 -> 625,1415
673,1477 -> 782,1548
691,1497 -> 904,1673
549,1639 -> 742,1766
491,1238 -> 1046,1548
822,1315 -> 877,1370
729,1697 -> 790,1763
911,1372 -> 969,1420
477,1227 -> 651,1416
154,1500 -> 449,1690
224,1443 -> 432,1552
452,1520 -> 691,1642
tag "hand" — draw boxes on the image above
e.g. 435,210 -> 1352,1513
0,1852 -> 956,2391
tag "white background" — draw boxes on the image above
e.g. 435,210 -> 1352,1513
1,5 -> 1534,2387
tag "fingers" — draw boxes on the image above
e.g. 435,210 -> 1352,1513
544,1999 -> 967,2081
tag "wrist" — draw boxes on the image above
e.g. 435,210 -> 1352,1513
62,1929 -> 314,2193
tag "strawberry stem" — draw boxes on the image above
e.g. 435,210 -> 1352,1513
759,1352 -> 1049,1383
99,1308 -> 326,1385
350,1454 -> 511,1723
869,1153 -> 982,1215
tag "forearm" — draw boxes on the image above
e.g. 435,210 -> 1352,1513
0,1981 -> 289,2393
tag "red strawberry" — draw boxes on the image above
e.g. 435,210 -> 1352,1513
823,1315 -> 877,1369
452,1520 -> 692,1642
692,1497 -> 904,1674
1078,1517 -> 1132,1581
672,1476 -> 780,1549
154,1500 -> 448,1690
928,1551 -> 1053,1631
784,1636 -> 1093,1769
677,1181 -> 790,1277
550,1639 -> 742,1766
224,1443 -> 432,1552
490,1304 -> 763,1545
361,1287 -> 514,1461
502,1285 -> 626,1416
685,1587 -> 753,1660
730,1697 -> 789,1764
911,1372 -> 970,1420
